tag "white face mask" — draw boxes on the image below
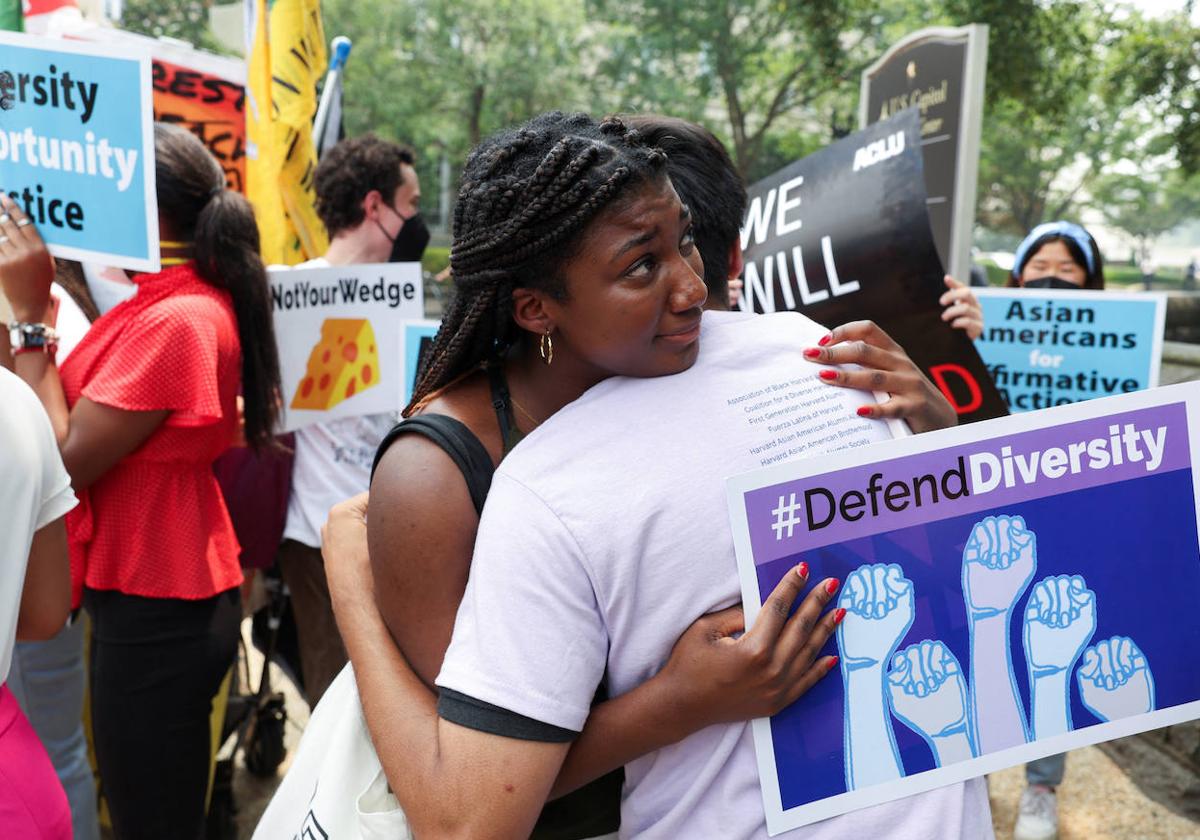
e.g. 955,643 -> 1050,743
82,263 -> 137,315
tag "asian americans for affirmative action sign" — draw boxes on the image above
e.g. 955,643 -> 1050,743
736,107 -> 1008,424
974,288 -> 1167,412
0,31 -> 158,272
270,262 -> 423,432
728,382 -> 1200,834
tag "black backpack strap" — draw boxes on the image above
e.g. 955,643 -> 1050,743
371,415 -> 494,516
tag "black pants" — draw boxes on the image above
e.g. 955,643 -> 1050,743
85,587 -> 240,840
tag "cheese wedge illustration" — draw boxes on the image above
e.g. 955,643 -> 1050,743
291,318 -> 380,410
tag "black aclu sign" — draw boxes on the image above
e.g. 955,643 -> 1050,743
737,107 -> 1007,423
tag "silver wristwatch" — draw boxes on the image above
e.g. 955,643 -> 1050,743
8,321 -> 60,355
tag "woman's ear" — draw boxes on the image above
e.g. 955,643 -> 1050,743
511,286 -> 555,336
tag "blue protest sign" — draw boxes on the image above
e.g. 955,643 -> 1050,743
974,288 -> 1166,412
401,319 -> 440,406
728,383 -> 1200,833
0,32 -> 158,272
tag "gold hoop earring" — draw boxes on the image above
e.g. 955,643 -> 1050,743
539,331 -> 554,365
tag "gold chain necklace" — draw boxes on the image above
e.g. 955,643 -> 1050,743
509,394 -> 541,429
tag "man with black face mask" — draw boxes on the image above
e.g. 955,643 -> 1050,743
389,208 -> 430,263
278,135 -> 425,706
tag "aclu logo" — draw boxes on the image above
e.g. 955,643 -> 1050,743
852,131 -> 905,172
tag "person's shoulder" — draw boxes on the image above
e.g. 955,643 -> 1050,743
372,371 -> 502,500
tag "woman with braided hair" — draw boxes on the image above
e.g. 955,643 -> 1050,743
305,111 -> 974,839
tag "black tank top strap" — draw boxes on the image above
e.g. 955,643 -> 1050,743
487,363 -> 525,454
370,415 -> 493,516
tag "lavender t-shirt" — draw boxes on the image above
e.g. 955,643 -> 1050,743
438,310 -> 992,839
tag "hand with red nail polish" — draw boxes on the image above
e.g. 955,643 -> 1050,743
656,561 -> 844,732
807,320 -> 956,434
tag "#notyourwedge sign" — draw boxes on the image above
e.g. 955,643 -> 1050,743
974,288 -> 1167,412
727,382 -> 1200,834
270,262 -> 423,432
0,31 -> 158,272
736,107 -> 1007,423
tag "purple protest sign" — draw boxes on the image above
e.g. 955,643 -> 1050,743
727,383 -> 1200,834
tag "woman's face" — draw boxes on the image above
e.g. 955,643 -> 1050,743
544,175 -> 707,382
1020,239 -> 1087,288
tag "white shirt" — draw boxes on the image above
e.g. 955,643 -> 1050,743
0,368 -> 77,683
438,311 -> 992,839
280,257 -> 398,547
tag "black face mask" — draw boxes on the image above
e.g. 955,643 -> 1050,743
390,212 -> 430,263
1023,276 -> 1083,290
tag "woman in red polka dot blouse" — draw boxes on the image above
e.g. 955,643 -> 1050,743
0,124 -> 282,840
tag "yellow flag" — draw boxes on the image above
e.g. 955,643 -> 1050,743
245,0 -> 329,265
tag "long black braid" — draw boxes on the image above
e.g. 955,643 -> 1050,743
405,112 -> 669,415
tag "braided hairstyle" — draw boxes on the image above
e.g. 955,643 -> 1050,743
406,112 -> 669,414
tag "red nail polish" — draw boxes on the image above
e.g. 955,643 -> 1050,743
819,369 -> 838,381
818,334 -> 832,346
856,406 -> 873,417
827,656 -> 839,671
803,347 -> 821,359
825,578 -> 839,595
834,607 -> 847,625
796,561 -> 809,579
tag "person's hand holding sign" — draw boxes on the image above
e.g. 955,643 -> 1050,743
655,564 -> 844,732
939,275 -> 984,340
803,320 -> 957,434
0,194 -> 56,323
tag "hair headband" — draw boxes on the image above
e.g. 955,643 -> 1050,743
1012,221 -> 1096,278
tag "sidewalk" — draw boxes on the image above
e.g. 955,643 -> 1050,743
989,738 -> 1200,839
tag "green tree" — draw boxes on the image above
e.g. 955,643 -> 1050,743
587,0 -> 901,181
322,0 -> 591,226
120,0 -> 229,55
967,2 -> 1200,235
1093,170 -> 1200,263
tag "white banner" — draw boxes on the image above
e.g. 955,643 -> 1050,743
269,262 -> 423,431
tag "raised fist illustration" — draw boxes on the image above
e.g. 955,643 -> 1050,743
1024,574 -> 1096,675
837,563 -> 914,668
1078,636 -> 1156,723
962,515 -> 1036,619
887,640 -> 973,764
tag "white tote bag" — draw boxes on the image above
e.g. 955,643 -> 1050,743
252,664 -> 413,840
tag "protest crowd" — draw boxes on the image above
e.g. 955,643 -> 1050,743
1,3 -> 1198,840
